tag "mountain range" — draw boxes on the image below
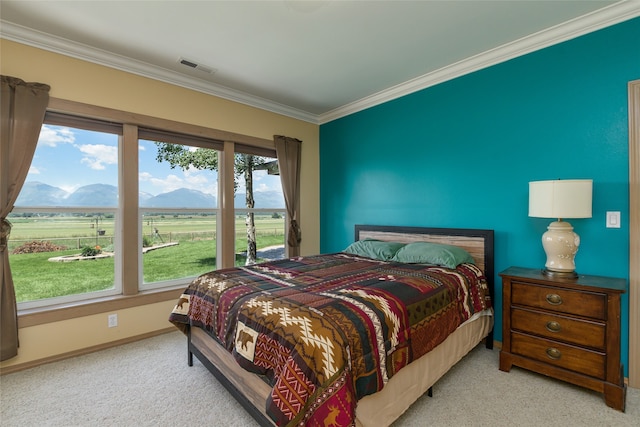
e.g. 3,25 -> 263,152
15,182 -> 285,209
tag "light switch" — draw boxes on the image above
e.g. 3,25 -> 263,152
606,211 -> 621,228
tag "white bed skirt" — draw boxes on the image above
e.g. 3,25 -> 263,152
356,311 -> 494,427
190,310 -> 493,427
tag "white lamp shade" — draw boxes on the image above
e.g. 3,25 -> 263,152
529,179 -> 592,219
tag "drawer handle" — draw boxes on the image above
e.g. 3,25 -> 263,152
546,321 -> 562,333
546,347 -> 562,360
545,293 -> 563,305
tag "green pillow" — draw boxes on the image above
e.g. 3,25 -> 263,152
391,242 -> 475,269
343,239 -> 406,261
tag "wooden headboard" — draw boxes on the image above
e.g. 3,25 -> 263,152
354,224 -> 495,331
355,225 -> 494,277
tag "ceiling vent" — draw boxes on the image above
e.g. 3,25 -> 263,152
178,57 -> 216,74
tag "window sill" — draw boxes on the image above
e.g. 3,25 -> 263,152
17,287 -> 185,328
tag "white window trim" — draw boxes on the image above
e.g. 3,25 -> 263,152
12,206 -> 122,311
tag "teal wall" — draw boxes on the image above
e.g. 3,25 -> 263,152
319,18 -> 639,374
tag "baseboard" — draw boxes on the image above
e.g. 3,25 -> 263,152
0,327 -> 176,375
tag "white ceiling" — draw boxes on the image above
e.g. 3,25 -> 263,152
1,1 -> 639,124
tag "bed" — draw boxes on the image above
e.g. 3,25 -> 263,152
169,225 -> 494,426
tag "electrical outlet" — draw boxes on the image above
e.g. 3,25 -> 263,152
108,313 -> 118,328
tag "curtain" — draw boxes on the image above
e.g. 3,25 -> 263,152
274,135 -> 302,257
1,76 -> 50,361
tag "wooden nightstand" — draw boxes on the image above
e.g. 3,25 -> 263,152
499,266 -> 626,411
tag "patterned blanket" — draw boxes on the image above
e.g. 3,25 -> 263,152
169,253 -> 491,427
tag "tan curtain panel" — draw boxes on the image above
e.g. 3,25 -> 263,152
1,76 -> 50,361
274,135 -> 302,257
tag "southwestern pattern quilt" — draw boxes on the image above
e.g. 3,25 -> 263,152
169,253 -> 491,427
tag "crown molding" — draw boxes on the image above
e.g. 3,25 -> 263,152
0,20 -> 319,124
2,1 -> 638,126
318,1 -> 640,124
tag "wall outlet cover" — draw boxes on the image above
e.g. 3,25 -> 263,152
606,211 -> 621,228
108,313 -> 118,327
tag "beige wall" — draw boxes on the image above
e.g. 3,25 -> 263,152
0,39 -> 320,371
8,301 -> 178,364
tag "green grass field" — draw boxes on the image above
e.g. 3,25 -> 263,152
8,213 -> 285,303
8,213 -> 283,242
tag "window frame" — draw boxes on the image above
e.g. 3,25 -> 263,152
137,130 -> 221,290
11,206 -> 122,310
15,98 -> 278,327
13,117 -> 123,310
138,207 -> 219,291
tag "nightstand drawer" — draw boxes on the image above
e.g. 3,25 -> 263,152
511,332 -> 605,379
511,307 -> 606,350
512,281 -> 606,319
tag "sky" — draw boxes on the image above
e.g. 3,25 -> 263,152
28,124 -> 283,197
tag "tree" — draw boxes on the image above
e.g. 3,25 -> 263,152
155,143 -> 272,265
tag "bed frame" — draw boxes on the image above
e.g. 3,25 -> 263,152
186,225 -> 495,426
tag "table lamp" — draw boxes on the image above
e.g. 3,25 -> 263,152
528,179 -> 593,278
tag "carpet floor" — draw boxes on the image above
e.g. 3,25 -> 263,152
1,330 -> 638,426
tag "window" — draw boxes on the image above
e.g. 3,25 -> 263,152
9,119 -> 122,309
9,102 -> 286,310
138,136 -> 219,289
234,153 -> 286,264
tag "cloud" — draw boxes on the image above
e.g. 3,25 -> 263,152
78,144 -> 118,170
184,173 -> 211,188
28,165 -> 41,174
38,125 -> 75,147
238,170 -> 282,193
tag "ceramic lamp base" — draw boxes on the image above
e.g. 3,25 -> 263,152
541,220 -> 580,277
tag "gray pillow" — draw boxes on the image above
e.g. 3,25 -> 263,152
391,241 -> 474,269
